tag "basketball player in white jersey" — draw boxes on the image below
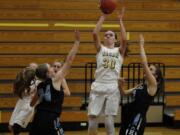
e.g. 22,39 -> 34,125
9,66 -> 39,135
88,8 -> 128,135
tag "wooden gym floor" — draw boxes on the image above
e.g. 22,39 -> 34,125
0,127 -> 180,135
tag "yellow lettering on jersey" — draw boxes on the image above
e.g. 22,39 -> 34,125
103,58 -> 116,69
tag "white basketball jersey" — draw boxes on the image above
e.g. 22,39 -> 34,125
94,45 -> 123,83
9,80 -> 41,128
9,95 -> 34,128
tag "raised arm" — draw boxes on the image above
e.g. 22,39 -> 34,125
139,34 -> 157,96
62,79 -> 71,96
118,7 -> 128,58
30,91 -> 39,107
55,30 -> 80,81
30,79 -> 42,107
93,14 -> 107,52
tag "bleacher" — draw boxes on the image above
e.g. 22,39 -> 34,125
0,0 -> 180,131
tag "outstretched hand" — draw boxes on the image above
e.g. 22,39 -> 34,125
118,78 -> 125,87
118,78 -> 126,95
75,29 -> 80,42
117,7 -> 125,20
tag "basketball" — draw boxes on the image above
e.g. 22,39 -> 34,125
100,0 -> 117,14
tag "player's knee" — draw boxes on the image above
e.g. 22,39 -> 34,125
88,116 -> 98,134
88,123 -> 98,135
105,115 -> 115,135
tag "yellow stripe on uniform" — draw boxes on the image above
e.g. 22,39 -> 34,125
0,23 -> 48,27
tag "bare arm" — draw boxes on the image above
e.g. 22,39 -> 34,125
118,7 -> 128,58
139,34 -> 157,96
30,80 -> 41,107
55,30 -> 80,81
30,91 -> 39,107
93,14 -> 107,52
62,79 -> 71,96
118,78 -> 135,95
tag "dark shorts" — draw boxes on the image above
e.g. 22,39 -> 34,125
12,123 -> 24,135
119,104 -> 146,135
29,111 -> 64,135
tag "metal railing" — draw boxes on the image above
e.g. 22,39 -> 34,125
82,62 -> 165,110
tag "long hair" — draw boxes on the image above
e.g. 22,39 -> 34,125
154,65 -> 165,96
114,32 -> 130,57
13,68 -> 35,98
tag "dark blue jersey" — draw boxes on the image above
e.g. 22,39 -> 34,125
36,78 -> 64,116
131,84 -> 154,114
120,84 -> 154,135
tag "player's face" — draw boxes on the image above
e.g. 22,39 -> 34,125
47,64 -> 55,78
104,31 -> 116,48
52,62 -> 62,73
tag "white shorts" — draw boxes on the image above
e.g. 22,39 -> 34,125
88,82 -> 120,116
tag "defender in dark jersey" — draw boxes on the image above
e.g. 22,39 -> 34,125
29,30 -> 80,135
52,60 -> 71,96
118,34 -> 164,135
